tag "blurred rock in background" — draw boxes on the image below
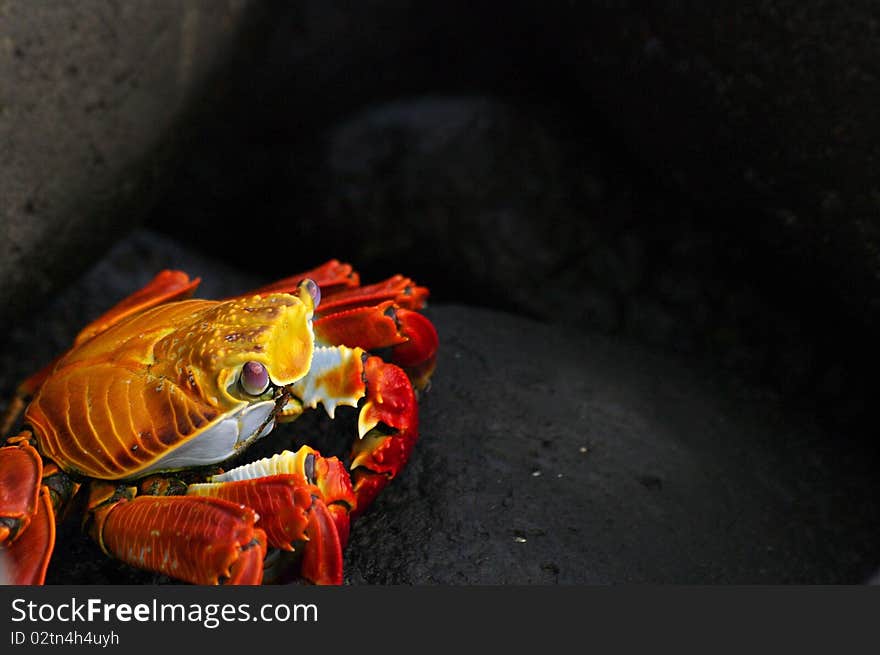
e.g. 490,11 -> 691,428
139,2 -> 880,436
0,0 -> 270,321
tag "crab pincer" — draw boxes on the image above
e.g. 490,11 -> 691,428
187,447 -> 356,584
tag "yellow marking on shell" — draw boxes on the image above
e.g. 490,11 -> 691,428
151,294 -> 315,403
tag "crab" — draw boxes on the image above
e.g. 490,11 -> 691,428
0,261 -> 437,585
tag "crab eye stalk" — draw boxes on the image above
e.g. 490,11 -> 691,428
240,361 -> 270,396
299,278 -> 321,310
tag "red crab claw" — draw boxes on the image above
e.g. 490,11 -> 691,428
350,356 -> 419,514
387,307 -> 439,391
0,438 -> 55,585
90,492 -> 267,585
236,261 -> 437,390
287,351 -> 421,517
239,262 -> 434,518
188,448 -> 356,585
314,302 -> 438,392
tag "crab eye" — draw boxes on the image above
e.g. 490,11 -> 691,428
301,278 -> 321,309
240,361 -> 270,396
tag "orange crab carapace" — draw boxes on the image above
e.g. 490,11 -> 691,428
0,261 -> 438,585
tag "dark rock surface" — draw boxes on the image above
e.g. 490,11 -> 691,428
1,230 -> 876,584
295,95 -> 864,419
346,306 -> 878,584
540,1 -> 880,335
316,96 -> 594,317
149,88 -> 875,435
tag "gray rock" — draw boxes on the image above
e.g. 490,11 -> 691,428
0,0 -> 269,326
346,305 -> 879,584
318,96 -> 597,318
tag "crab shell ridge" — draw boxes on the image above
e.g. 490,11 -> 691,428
25,293 -> 314,480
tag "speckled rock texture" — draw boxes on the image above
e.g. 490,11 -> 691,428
0,0 -> 266,321
1,230 -> 876,584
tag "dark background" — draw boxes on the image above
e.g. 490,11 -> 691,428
149,1 -> 880,439
1,1 -> 879,584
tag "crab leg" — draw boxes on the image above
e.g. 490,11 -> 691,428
4,487 -> 55,585
0,437 -> 54,584
0,439 -> 41,543
188,447 -> 356,585
246,260 -> 360,298
72,270 -> 202,347
0,433 -> 77,584
87,487 -> 266,585
315,275 -> 429,315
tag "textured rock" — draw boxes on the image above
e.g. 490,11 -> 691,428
345,305 -> 879,584
145,2 -> 544,280
1,230 -> 875,584
0,0 -> 268,326
316,96 -> 595,315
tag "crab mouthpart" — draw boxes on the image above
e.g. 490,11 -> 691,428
233,388 -> 292,453
132,392 -> 290,477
